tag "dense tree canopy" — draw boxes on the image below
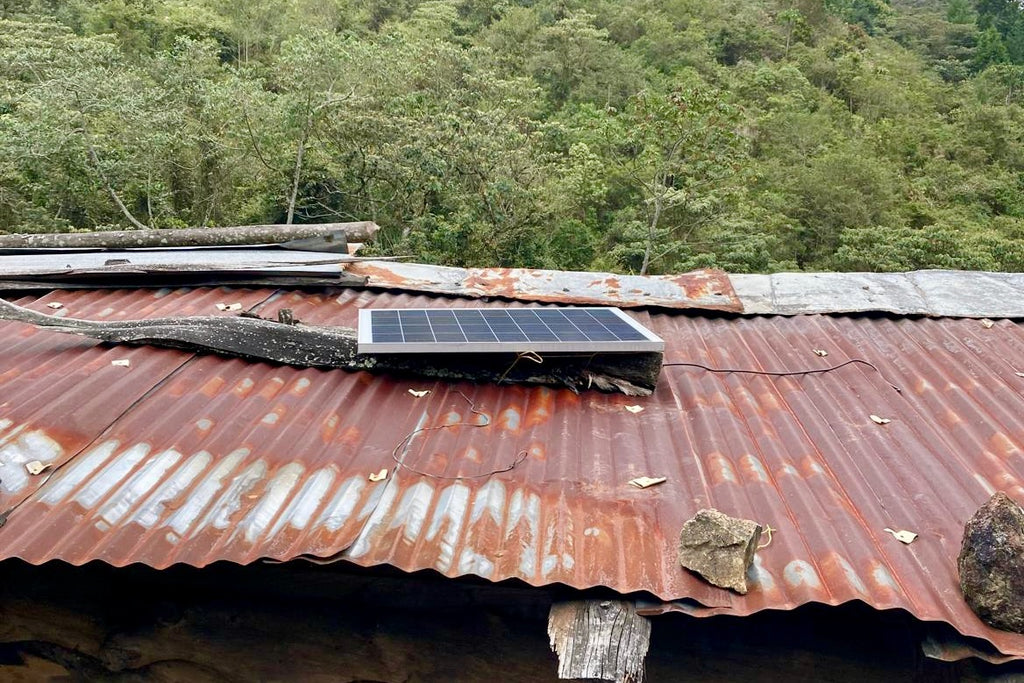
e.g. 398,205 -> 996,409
1,0 -> 1023,273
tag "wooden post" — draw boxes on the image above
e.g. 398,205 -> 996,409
548,600 -> 651,682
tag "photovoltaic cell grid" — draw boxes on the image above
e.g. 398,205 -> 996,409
357,307 -> 664,354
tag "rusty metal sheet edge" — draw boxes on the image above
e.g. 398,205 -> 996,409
343,262 -> 743,312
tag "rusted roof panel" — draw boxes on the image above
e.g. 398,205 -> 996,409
343,262 -> 741,312
2,287 -> 1024,657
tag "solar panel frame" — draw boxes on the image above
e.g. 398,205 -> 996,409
357,307 -> 664,354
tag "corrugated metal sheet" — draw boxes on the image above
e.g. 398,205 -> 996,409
2,287 -> 1024,657
343,262 -> 742,311
732,270 -> 1024,317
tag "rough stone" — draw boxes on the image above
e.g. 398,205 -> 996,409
677,508 -> 762,594
958,492 -> 1024,633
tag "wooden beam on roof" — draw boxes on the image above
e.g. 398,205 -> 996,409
0,298 -> 663,395
548,600 -> 651,682
0,223 -> 377,251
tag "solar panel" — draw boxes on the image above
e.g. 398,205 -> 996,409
357,307 -> 664,354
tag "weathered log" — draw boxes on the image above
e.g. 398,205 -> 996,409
0,275 -> 370,290
0,223 -> 378,250
0,257 -> 378,278
548,600 -> 651,682
0,251 -> 417,289
0,298 -> 662,395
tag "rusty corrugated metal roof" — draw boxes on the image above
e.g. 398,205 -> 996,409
2,286 -> 1024,657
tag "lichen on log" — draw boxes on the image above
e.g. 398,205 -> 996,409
0,298 -> 662,395
0,223 -> 377,251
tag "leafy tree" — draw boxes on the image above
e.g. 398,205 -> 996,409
974,25 -> 1009,69
779,9 -> 811,56
975,0 -> 1021,35
0,18 -> 166,230
527,10 -> 644,110
974,62 -> 1024,103
1006,15 -> 1024,63
834,217 -> 1024,271
595,84 -> 746,274
826,0 -> 893,34
948,0 -> 974,24
782,147 -> 899,266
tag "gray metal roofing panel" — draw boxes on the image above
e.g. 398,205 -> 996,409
731,270 -> 1024,318
910,271 -> 1024,318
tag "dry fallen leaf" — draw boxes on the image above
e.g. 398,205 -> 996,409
408,389 -> 430,398
25,460 -> 50,475
111,359 -> 131,368
216,302 -> 243,312
46,302 -> 64,310
813,349 -> 828,357
369,468 -> 389,482
869,414 -> 891,424
981,319 -> 995,329
625,405 -> 644,414
884,527 -> 918,544
629,476 -> 666,488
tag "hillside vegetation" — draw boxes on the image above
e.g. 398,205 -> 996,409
2,0 -> 1023,273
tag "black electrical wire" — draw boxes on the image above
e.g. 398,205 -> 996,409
661,358 -> 902,393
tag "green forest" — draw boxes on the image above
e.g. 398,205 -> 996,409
1,0 -> 1023,274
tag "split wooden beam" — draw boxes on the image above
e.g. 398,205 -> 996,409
0,223 -> 378,251
0,298 -> 662,395
548,600 -> 651,682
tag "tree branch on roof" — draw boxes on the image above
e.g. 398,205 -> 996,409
0,298 -> 662,395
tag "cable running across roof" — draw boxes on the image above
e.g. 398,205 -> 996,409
661,358 -> 903,393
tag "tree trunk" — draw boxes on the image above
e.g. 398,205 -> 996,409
640,192 -> 662,276
87,144 -> 149,231
286,115 -> 312,225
